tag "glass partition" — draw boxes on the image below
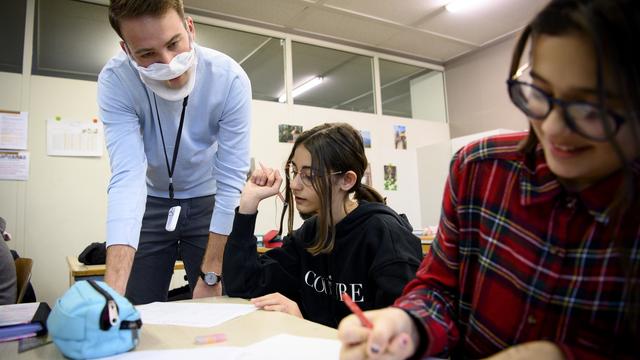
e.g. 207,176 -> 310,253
33,0 -> 119,80
0,0 -> 27,73
379,59 -> 446,122
196,23 -> 284,102
291,42 -> 374,113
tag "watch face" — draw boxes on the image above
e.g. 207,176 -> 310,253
204,272 -> 219,285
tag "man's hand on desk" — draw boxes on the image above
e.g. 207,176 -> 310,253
104,244 -> 135,295
250,292 -> 303,319
192,278 -> 222,298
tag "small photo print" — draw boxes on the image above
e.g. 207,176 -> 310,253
278,124 -> 303,143
362,163 -> 372,187
384,164 -> 397,191
394,125 -> 407,150
359,130 -> 372,148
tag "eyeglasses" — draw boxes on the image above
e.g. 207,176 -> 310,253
506,26 -> 624,142
285,164 -> 343,187
507,80 -> 624,141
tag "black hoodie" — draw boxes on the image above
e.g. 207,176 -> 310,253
223,201 -> 423,328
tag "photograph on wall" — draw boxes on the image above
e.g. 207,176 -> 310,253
393,125 -> 407,150
362,162 -> 372,187
278,124 -> 303,143
383,164 -> 397,191
359,130 -> 372,148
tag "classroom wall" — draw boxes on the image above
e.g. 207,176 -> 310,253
0,72 -> 26,256
416,128 -> 522,228
444,35 -> 526,137
410,71 -> 447,124
416,140 -> 450,228
0,74 -> 111,305
0,69 -> 450,305
250,101 -> 451,234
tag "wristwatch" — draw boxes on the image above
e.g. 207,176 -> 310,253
199,270 -> 222,286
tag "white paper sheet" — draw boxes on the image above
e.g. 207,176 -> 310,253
135,302 -> 256,327
0,303 -> 41,326
0,150 -> 29,181
98,334 -> 340,360
242,334 -> 341,360
99,346 -> 243,360
0,111 -> 28,150
46,118 -> 104,157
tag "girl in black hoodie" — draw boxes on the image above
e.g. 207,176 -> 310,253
223,122 -> 423,328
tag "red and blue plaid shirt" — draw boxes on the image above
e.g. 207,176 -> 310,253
396,132 -> 640,359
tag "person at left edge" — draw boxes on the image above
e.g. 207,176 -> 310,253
97,0 -> 251,304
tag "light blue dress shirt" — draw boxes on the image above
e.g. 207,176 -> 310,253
97,45 -> 252,249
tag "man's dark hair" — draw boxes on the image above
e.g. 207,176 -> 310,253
108,0 -> 185,39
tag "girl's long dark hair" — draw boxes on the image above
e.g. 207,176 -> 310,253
511,0 -> 640,347
284,123 -> 384,255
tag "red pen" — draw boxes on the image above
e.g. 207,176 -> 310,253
342,292 -> 373,329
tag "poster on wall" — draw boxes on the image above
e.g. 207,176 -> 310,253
0,111 -> 28,150
362,163 -> 372,186
278,124 -> 303,143
47,117 -> 104,157
393,125 -> 407,150
359,130 -> 371,148
384,164 -> 397,191
0,150 -> 29,181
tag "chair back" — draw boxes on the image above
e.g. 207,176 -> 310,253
15,257 -> 33,303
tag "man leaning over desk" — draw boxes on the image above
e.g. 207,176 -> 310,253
97,0 -> 251,304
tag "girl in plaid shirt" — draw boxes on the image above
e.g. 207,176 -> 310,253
339,0 -> 640,359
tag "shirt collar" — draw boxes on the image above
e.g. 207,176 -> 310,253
519,145 -> 640,224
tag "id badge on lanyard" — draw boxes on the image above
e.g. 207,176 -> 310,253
155,95 -> 189,232
165,205 -> 181,232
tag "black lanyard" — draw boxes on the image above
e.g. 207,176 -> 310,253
154,95 -> 189,200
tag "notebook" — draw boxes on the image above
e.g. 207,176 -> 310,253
0,302 -> 50,342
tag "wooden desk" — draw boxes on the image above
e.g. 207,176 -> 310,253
65,248 -> 277,286
65,256 -> 185,286
1,297 -> 337,359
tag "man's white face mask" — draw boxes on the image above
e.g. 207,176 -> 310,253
129,42 -> 197,101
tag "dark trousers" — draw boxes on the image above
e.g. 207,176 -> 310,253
125,195 -> 214,305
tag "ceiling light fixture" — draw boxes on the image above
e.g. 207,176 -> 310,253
278,76 -> 324,103
445,0 -> 489,13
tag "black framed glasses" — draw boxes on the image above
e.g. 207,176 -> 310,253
285,164 -> 343,187
506,25 -> 624,142
507,80 -> 624,141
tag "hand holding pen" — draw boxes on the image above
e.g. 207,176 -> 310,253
338,298 -> 419,359
342,292 -> 373,328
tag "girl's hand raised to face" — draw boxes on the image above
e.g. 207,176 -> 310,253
239,165 -> 283,214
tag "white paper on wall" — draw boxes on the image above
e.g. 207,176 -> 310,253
0,150 -> 29,181
0,111 -> 28,150
46,117 -> 104,157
